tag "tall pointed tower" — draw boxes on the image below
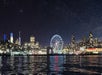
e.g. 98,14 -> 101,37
18,31 -> 21,45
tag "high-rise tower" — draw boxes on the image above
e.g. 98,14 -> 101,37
30,36 -> 35,48
30,36 -> 35,43
3,34 -> 7,42
18,31 -> 21,45
10,33 -> 14,43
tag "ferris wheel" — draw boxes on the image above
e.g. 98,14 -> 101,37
50,34 -> 64,53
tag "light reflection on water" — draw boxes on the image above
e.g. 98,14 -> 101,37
0,55 -> 102,75
49,55 -> 64,75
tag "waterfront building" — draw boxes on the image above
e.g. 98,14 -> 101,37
23,36 -> 40,50
29,36 -> 40,49
30,36 -> 35,48
30,36 -> 35,43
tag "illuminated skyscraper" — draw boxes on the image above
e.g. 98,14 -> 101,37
18,32 -> 21,45
30,36 -> 35,43
30,36 -> 35,48
89,32 -> 94,47
10,33 -> 13,43
3,34 -> 7,42
29,36 -> 40,49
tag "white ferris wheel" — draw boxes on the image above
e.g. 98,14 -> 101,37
50,34 -> 64,54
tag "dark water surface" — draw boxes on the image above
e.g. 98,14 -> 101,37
0,55 -> 102,75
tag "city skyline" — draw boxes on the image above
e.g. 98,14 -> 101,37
0,0 -> 102,46
0,32 -> 101,47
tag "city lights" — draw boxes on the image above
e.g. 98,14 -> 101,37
0,32 -> 102,56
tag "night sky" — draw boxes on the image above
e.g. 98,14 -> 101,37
0,0 -> 102,46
